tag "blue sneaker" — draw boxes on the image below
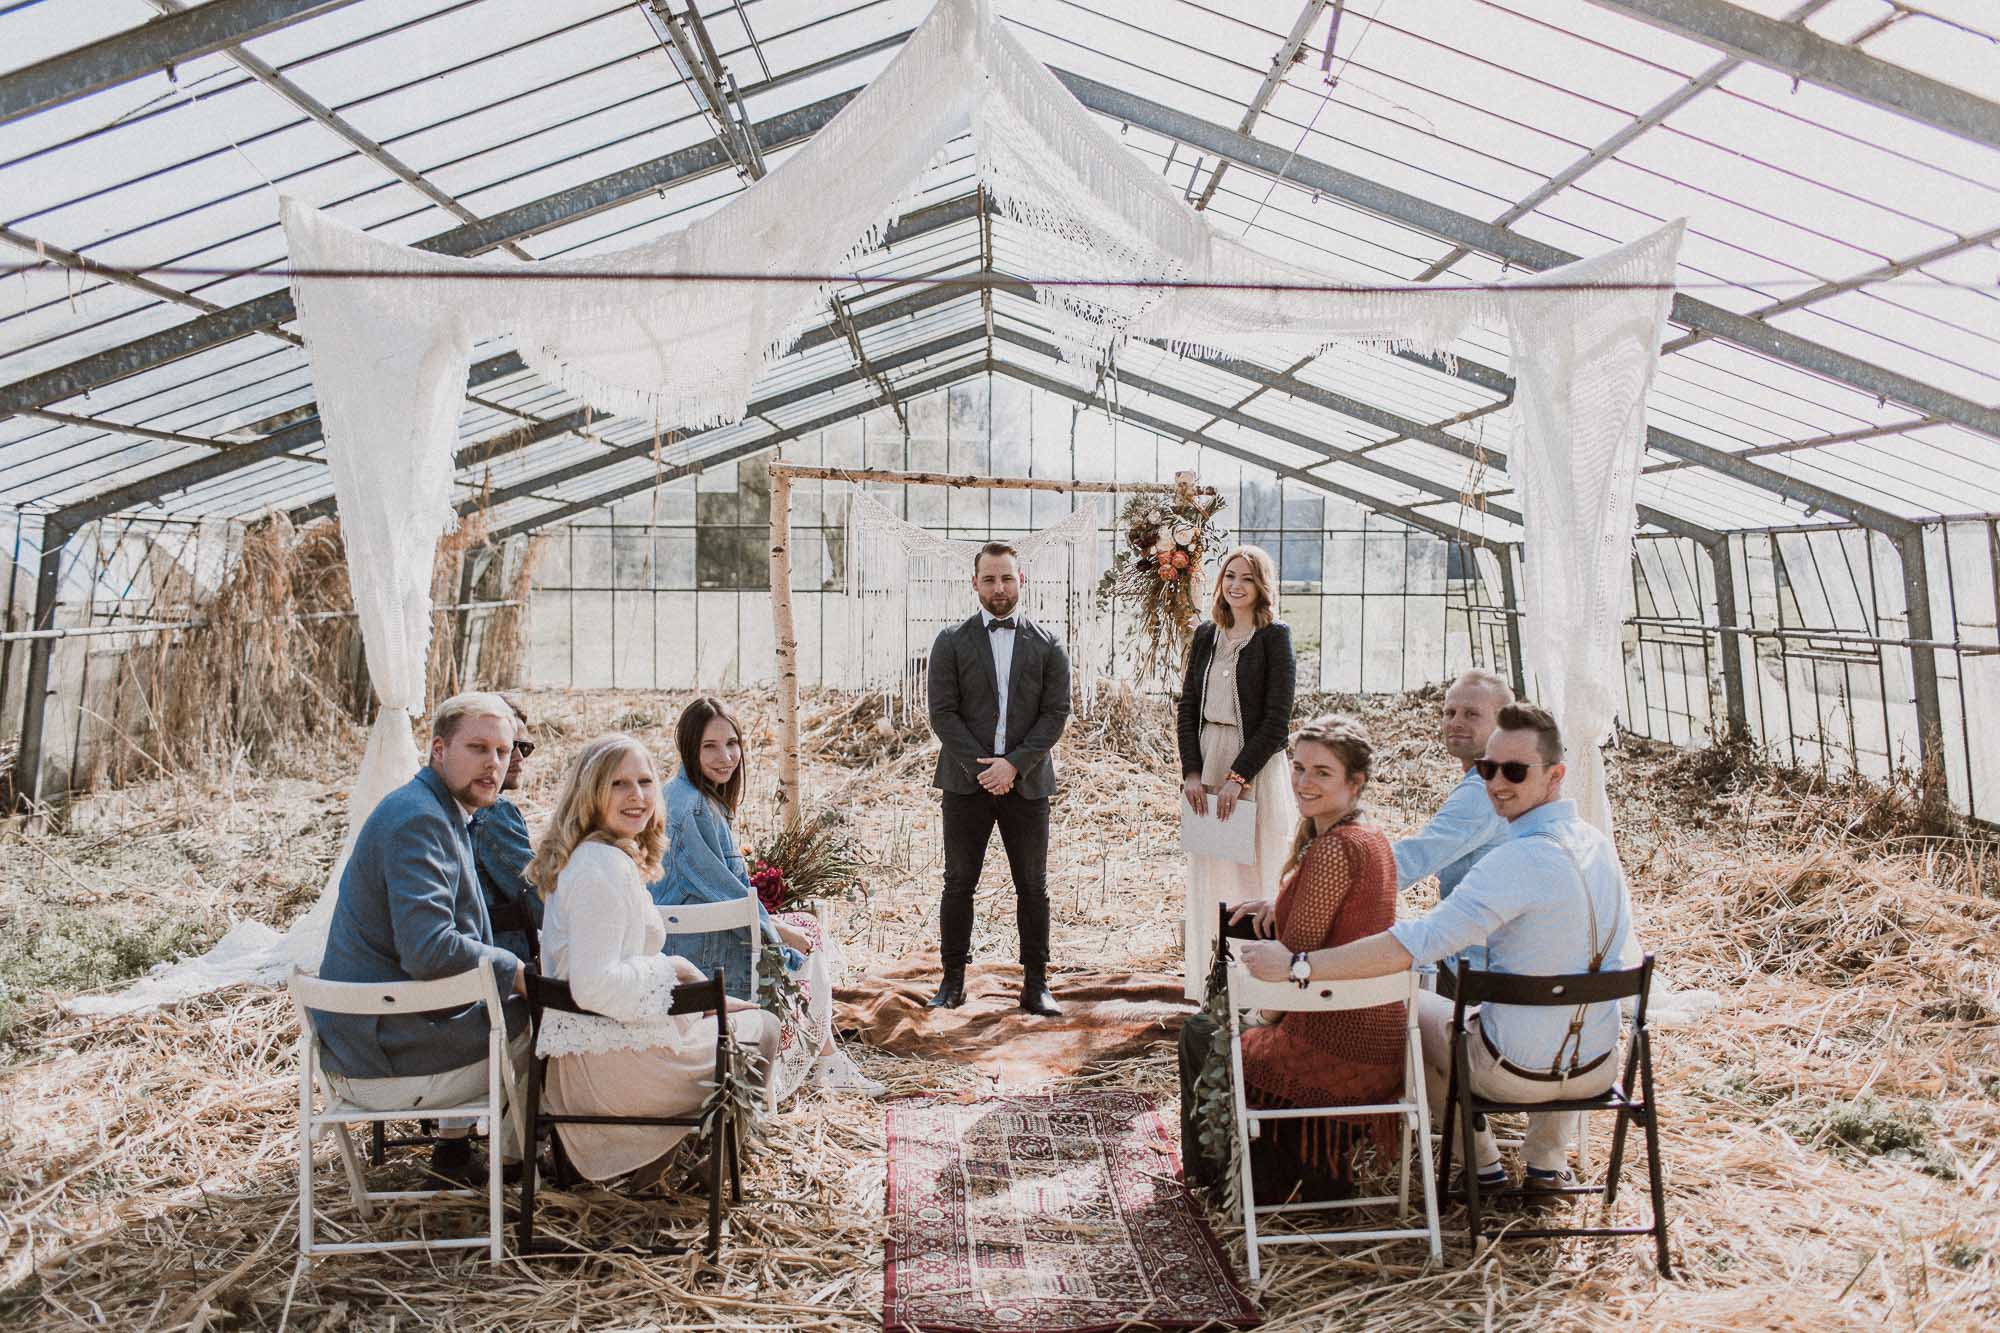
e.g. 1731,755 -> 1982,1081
1450,1162 -> 1508,1198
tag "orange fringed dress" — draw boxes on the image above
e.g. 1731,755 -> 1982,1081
1239,817 -> 1405,1167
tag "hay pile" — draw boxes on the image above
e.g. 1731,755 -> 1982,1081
1,685 -> 1996,1330
103,515 -> 539,788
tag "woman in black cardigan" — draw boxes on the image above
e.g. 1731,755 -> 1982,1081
1176,544 -> 1299,999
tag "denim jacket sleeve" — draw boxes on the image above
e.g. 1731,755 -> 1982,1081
669,798 -> 783,946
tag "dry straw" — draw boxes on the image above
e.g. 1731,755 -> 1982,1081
1,683 -> 1995,1329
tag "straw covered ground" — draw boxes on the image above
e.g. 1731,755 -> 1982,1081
1,685 -> 1996,1330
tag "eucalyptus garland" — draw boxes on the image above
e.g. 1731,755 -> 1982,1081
698,1025 -> 767,1155
1191,947 -> 1247,1221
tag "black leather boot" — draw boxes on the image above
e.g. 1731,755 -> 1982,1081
927,964 -> 967,1009
1019,965 -> 1061,1017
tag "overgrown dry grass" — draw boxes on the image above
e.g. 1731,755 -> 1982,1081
1,685 -> 1995,1330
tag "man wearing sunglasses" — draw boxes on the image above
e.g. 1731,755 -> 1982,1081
1392,670 -> 1513,991
1241,702 -> 1632,1195
471,697 -> 542,965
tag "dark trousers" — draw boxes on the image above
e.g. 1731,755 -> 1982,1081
940,789 -> 1050,969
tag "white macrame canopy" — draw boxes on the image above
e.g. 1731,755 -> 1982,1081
80,0 -> 1682,1014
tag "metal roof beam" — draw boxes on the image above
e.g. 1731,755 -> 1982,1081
1398,348 -> 1919,539
1053,66 -> 2000,444
142,0 -> 534,261
1585,0 -> 2000,154
990,361 -> 1514,555
1192,0 -> 1330,211
485,361 -> 991,544
467,326 -> 990,518
0,0 -> 364,126
1415,0 -> 1837,282
0,86 -> 867,417
991,325 -> 1529,525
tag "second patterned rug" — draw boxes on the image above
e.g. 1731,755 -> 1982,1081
884,1090 -> 1259,1333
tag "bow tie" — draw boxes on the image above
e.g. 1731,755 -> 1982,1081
987,617 -> 1016,633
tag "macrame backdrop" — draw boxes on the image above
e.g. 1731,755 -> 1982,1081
86,0 -> 1683,1012
844,491 -> 1104,718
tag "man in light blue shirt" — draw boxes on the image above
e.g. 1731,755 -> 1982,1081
1393,670 -> 1512,981
1242,703 -> 1631,1193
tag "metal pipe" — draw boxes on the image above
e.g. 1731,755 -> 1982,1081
13,521 -> 68,809
1704,538 -> 1749,739
0,598 -> 523,643
1622,613 -> 1991,655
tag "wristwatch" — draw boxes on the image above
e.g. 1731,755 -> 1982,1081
1288,951 -> 1311,988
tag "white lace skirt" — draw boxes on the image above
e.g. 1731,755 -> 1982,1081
1183,720 -> 1299,1001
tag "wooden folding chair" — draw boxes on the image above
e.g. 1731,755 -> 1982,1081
516,968 -> 742,1258
1435,956 -> 1671,1275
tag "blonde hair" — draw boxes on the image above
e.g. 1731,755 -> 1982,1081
1209,544 -> 1279,631
1450,668 -> 1515,708
430,691 -> 517,745
1278,714 -> 1375,884
525,733 -> 666,896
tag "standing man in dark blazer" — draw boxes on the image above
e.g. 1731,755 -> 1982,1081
927,541 -> 1072,1016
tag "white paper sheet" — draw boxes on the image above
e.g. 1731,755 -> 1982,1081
1180,799 -> 1257,865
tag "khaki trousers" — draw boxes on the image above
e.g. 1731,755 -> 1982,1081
1415,992 -> 1617,1173
328,1030 -> 533,1159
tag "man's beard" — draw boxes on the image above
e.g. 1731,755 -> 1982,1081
446,773 -> 500,808
979,590 -> 1018,617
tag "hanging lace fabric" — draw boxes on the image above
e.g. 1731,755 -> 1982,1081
844,490 -> 1104,719
94,0 -> 1683,1013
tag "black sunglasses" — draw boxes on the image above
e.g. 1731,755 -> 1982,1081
1474,758 -> 1554,784
512,739 -> 536,758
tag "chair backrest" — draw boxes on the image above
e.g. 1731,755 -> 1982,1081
1226,954 -> 1418,1016
287,960 -> 501,1018
524,968 -> 728,1020
1453,955 -> 1654,1023
658,898 -> 760,934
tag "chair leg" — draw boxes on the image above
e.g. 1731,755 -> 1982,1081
1455,1044 -> 1485,1257
518,1133 -> 540,1252
706,1123 -> 725,1260
331,1124 -> 373,1221
1605,1038 -> 1642,1211
370,1119 -> 386,1166
298,1116 -> 315,1256
728,1115 -> 743,1205
1638,1035 -> 1673,1277
1398,1113 -> 1412,1212
1435,1059 -> 1459,1206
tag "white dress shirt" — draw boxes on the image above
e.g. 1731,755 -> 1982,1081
981,607 -> 1016,755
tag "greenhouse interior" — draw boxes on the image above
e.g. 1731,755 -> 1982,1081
1,0 -> 1995,1329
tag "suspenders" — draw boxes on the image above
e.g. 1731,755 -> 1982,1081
1533,830 -> 1627,1080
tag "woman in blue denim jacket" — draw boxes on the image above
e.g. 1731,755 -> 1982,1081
650,697 -> 805,999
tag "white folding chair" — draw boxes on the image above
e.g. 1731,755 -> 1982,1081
1224,958 -> 1443,1282
656,898 -> 762,1003
285,961 -> 519,1261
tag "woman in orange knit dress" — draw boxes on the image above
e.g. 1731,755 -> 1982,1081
1179,715 -> 1406,1202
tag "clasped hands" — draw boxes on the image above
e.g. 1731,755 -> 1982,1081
1182,775 -> 1245,821
977,755 -> 1018,795
1226,899 -> 1293,983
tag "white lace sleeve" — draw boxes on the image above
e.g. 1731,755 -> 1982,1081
555,845 -> 678,1024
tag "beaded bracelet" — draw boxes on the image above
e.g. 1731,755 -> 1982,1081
1225,771 -> 1249,788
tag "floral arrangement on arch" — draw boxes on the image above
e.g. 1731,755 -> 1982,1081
1097,470 -> 1228,683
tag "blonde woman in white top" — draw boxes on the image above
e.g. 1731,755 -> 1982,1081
523,734 -> 779,1182
1174,545 -> 1300,1000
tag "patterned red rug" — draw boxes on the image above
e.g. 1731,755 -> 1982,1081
885,1091 -> 1259,1333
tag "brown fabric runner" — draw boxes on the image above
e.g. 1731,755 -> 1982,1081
834,958 -> 1189,1089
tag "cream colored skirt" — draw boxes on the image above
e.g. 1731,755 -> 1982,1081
546,1009 -> 781,1182
1183,720 -> 1299,1001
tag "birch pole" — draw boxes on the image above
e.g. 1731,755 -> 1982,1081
769,466 -> 802,831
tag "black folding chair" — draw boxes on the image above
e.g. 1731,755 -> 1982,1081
516,968 -> 742,1258
370,912 -> 539,1167
1434,955 -> 1671,1275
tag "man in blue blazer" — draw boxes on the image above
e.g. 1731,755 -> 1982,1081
927,541 -> 1072,1016
314,691 -> 531,1184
